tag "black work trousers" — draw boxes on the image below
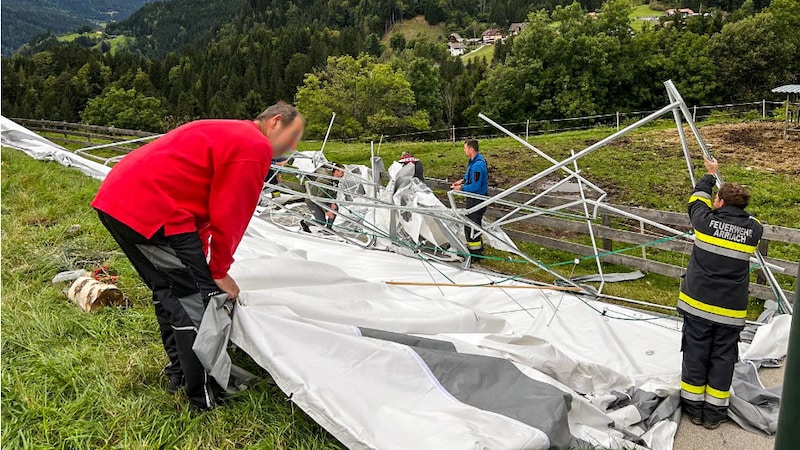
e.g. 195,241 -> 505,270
680,313 -> 740,423
97,210 -> 222,410
465,196 -> 487,256
306,199 -> 333,229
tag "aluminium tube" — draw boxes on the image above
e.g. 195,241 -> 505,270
664,80 -> 723,186
668,89 -> 697,186
75,134 -> 162,153
574,154 -> 606,293
478,113 -> 606,195
463,102 -> 681,214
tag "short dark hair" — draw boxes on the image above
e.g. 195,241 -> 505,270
256,102 -> 302,125
465,139 -> 479,153
718,182 -> 750,209
331,162 -> 345,170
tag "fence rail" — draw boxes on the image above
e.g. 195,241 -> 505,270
12,99 -> 784,146
12,118 -> 157,139
337,100 -> 783,143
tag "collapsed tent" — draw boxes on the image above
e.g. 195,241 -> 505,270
2,115 -> 791,449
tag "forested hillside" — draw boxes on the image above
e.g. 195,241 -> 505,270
106,0 -> 246,58
2,0 -> 798,137
1,0 -> 148,56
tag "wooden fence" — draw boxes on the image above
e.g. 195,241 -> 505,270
12,119 -> 156,139
11,119 -> 157,154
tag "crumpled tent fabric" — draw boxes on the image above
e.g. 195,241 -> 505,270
1,117 -> 111,179
2,116 -> 790,449
193,294 -> 235,390
729,362 -> 782,435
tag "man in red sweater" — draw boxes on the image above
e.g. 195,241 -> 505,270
92,102 -> 304,410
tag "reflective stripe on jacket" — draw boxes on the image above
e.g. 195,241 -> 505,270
678,174 -> 763,327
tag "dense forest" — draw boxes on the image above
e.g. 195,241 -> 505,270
2,0 -> 798,138
1,0 -> 148,56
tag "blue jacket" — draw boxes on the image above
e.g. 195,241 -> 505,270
462,153 -> 488,195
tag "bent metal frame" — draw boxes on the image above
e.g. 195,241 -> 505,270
259,80 -> 792,318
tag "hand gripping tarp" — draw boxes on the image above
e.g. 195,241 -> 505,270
2,116 -> 790,449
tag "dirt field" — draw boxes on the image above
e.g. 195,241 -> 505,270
658,121 -> 800,174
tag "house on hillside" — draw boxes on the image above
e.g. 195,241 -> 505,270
448,33 -> 464,43
448,41 -> 466,57
664,8 -> 696,17
508,23 -> 526,36
481,28 -> 503,44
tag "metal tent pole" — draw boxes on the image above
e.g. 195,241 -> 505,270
317,112 -> 336,160
664,80 -> 722,186
756,251 -> 793,315
490,175 -> 581,227
666,89 -> 697,186
774,260 -> 800,449
478,113 -> 606,194
464,102 -> 681,214
573,154 -> 605,293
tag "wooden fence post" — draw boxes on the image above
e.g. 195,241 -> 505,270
640,221 -> 647,260
601,214 -> 613,251
756,238 -> 770,287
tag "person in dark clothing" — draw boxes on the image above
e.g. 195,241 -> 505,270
451,140 -> 489,258
678,155 -> 763,429
399,152 -> 425,182
301,163 -> 345,231
264,156 -> 293,198
93,102 -> 304,411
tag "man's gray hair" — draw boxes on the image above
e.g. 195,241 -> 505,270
256,102 -> 302,124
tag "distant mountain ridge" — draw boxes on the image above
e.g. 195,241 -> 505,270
106,0 -> 246,58
1,0 -> 149,56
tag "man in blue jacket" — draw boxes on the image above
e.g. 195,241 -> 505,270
451,139 -> 489,258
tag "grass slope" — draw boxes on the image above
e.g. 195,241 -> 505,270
461,44 -> 494,64
0,149 -> 343,449
381,15 -> 446,44
629,3 -> 664,30
57,31 -> 132,55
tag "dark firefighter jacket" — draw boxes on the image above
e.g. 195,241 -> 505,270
678,174 -> 763,327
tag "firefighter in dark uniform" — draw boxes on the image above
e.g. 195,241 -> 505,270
451,140 -> 489,258
678,156 -> 763,429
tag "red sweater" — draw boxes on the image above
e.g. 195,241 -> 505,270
92,120 -> 272,279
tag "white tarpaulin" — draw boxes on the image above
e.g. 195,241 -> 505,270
2,116 -> 790,449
